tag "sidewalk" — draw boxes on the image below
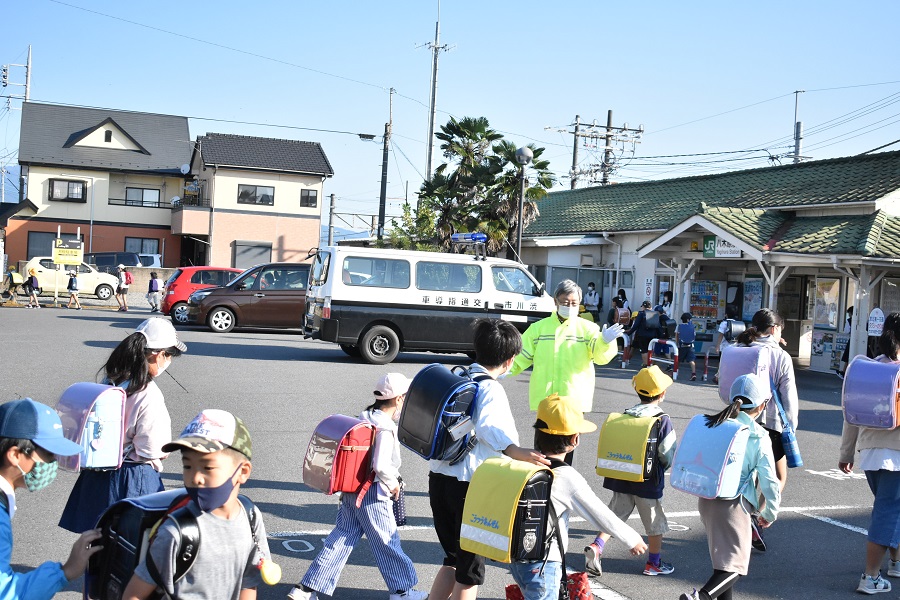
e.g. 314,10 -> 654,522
2,290 -> 154,311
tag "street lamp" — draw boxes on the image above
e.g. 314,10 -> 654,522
514,146 -> 533,261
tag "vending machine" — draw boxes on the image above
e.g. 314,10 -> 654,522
689,280 -> 727,354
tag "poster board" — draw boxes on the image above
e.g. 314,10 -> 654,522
814,278 -> 840,329
742,279 -> 763,321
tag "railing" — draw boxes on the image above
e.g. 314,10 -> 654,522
171,198 -> 211,211
108,197 -> 172,209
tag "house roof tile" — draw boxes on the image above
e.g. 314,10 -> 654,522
197,133 -> 333,176
18,102 -> 191,174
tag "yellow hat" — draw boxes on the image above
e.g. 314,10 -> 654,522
632,365 -> 673,397
535,394 -> 597,435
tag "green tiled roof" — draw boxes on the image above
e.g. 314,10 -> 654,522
700,206 -> 786,248
527,150 -> 900,236
772,212 -> 900,258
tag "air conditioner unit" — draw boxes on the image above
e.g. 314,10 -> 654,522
580,254 -> 593,267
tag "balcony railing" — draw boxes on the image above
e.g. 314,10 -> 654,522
108,197 -> 172,209
171,198 -> 211,211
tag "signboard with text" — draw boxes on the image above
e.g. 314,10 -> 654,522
703,235 -> 741,258
52,238 -> 84,266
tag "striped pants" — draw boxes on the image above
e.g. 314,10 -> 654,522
301,485 -> 418,595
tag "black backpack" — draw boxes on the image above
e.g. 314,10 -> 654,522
723,319 -> 746,342
86,490 -> 260,600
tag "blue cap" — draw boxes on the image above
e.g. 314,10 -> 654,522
0,399 -> 82,456
730,375 -> 768,408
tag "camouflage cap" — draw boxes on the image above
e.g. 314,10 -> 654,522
162,409 -> 252,459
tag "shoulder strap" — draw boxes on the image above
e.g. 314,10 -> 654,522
237,495 -> 269,573
0,492 -> 8,514
146,498 -> 201,595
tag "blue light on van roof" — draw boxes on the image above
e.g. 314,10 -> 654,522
451,232 -> 488,244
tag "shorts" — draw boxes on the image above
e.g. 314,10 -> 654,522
429,472 -> 485,585
633,336 -> 653,354
865,469 -> 900,548
764,427 -> 786,463
608,492 -> 669,536
116,285 -> 129,295
678,345 -> 696,362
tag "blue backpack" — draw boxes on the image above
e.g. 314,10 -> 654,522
670,414 -> 750,499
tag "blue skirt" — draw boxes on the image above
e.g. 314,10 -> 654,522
58,462 -> 164,533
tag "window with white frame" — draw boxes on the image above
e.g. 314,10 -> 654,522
124,237 -> 159,254
301,189 -> 318,208
237,184 -> 275,206
49,179 -> 86,203
126,187 -> 161,207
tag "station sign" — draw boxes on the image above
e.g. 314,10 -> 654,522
52,238 -> 84,266
703,235 -> 741,258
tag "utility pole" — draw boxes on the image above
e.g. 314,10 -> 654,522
601,110 -> 614,185
570,115 -> 580,189
377,88 -> 394,243
793,90 -> 805,164
550,112 -> 643,187
424,2 -> 450,182
327,193 -> 336,245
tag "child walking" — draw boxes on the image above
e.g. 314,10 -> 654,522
288,373 -> 427,600
429,318 -> 548,600
585,365 -> 677,577
510,394 -> 647,600
24,268 -> 40,309
123,409 -> 274,599
676,312 -> 697,380
679,374 -> 781,600
66,270 -> 82,310
147,271 -> 163,312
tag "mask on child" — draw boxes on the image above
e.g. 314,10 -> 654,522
155,353 -> 172,376
588,286 -> 594,291
186,463 -> 243,512
17,459 -> 58,493
557,305 -> 579,320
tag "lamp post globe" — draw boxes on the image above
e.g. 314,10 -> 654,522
515,146 -> 533,261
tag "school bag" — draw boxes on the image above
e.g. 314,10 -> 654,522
677,323 -> 696,346
595,412 -> 663,483
842,356 -> 900,429
459,457 -> 553,563
303,414 -> 376,503
640,310 -> 661,334
149,279 -> 159,293
397,363 -> 490,463
124,271 -> 134,285
717,344 -> 774,404
56,382 -> 128,472
84,489 -> 267,600
670,414 -> 751,499
722,319 -> 746,342
615,307 -> 631,327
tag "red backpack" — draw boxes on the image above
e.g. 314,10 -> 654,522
303,415 -> 376,505
124,271 -> 134,285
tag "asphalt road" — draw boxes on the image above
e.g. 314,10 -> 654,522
0,305 -> 876,599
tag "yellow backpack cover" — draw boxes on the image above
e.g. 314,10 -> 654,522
596,412 -> 662,482
460,457 -> 553,563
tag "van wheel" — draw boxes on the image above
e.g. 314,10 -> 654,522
359,325 -> 400,365
340,344 -> 361,357
208,307 -> 236,333
95,284 -> 114,301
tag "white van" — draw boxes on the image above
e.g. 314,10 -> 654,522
303,245 -> 556,364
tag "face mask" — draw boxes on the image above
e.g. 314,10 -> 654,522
186,463 -> 242,512
17,459 -> 58,493
587,286 -> 594,291
155,353 -> 172,376
557,305 -> 579,320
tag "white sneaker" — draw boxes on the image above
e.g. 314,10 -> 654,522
857,573 -> 891,594
584,543 -> 602,577
287,587 -> 318,600
888,559 -> 900,577
389,591 -> 428,600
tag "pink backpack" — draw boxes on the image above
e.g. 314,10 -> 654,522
843,356 -> 900,429
717,344 -> 774,404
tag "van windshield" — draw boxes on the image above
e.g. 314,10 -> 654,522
491,266 -> 541,296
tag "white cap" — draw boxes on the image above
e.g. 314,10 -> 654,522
117,264 -> 126,269
135,317 -> 187,353
374,373 -> 411,399
67,270 -> 76,276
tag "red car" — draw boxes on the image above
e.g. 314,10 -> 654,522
163,266 -> 244,324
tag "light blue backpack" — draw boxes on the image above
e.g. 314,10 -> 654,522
56,382 -> 127,472
670,414 -> 750,499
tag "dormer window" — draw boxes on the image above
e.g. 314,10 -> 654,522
104,130 -> 112,143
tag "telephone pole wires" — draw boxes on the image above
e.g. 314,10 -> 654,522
377,88 -> 394,242
424,3 -> 450,182
549,111 -> 644,187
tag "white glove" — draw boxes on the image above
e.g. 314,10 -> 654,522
602,323 -> 624,344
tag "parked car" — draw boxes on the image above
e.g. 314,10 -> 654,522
23,257 -> 119,300
184,262 -> 311,333
138,253 -> 163,268
163,266 -> 244,324
84,251 -> 141,273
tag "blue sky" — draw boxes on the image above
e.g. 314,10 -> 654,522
3,1 -> 899,234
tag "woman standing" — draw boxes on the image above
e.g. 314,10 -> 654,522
839,312 -> 900,594
679,374 -> 781,600
59,318 -> 186,533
